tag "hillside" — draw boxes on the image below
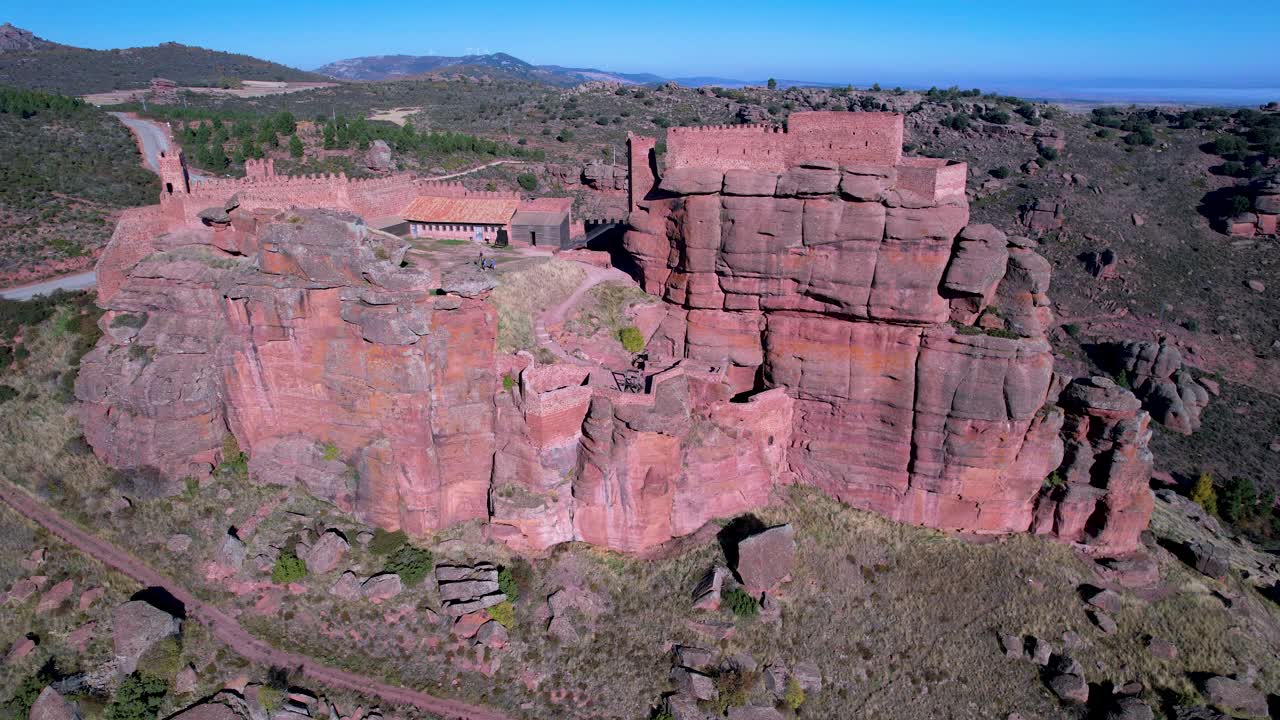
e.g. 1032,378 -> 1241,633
315,52 -> 662,86
0,86 -> 154,285
0,26 -> 325,95
0,22 -> 57,52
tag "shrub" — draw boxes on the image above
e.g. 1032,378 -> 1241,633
368,528 -> 408,555
617,326 -> 644,353
257,686 -> 283,712
1043,471 -> 1065,489
1037,146 -> 1059,162
709,669 -> 758,713
516,173 -> 538,191
502,373 -> 517,391
321,442 -> 340,462
990,166 -> 1011,179
110,312 -> 148,329
0,385 -> 17,403
784,676 -> 806,710
498,565 -> 519,602
723,587 -> 758,618
1191,472 -> 1218,516
219,434 -> 248,477
106,673 -> 168,720
982,110 -> 1011,125
1212,134 -> 1249,160
1113,369 -> 1131,389
486,599 -> 515,628
271,552 -> 307,584
383,544 -> 433,586
1228,193 -> 1254,216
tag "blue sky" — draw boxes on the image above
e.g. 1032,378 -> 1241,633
6,0 -> 1278,88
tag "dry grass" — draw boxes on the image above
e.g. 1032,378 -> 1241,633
487,258 -> 586,352
566,281 -> 657,342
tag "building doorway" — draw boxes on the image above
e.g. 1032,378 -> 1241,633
530,231 -> 537,246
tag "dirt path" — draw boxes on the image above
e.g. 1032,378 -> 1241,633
533,263 -> 631,365
426,160 -> 528,182
0,481 -> 514,720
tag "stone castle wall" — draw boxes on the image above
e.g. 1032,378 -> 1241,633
665,111 -> 903,172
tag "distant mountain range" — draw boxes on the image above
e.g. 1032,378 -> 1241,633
312,52 -> 837,89
0,23 -> 325,95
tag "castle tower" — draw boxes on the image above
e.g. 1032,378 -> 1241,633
157,149 -> 190,200
627,133 -> 657,216
244,158 -> 276,179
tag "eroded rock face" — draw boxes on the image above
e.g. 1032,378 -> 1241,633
622,144 -> 1152,551
77,209 -> 496,536
1114,340 -> 1210,434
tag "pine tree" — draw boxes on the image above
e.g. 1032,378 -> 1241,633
289,133 -> 304,159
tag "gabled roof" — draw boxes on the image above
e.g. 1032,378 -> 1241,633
402,196 -> 518,225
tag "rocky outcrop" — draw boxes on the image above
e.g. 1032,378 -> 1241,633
1114,340 -> 1210,434
1227,174 -> 1279,237
1030,377 -> 1154,553
623,124 -> 1152,551
79,111 -> 1156,556
77,209 -> 497,535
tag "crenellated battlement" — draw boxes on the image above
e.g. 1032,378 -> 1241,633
668,122 -> 783,135
664,111 -> 904,173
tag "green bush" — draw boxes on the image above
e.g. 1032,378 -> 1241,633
368,528 -> 408,556
516,173 -> 538,191
617,326 -> 644,353
486,599 -> 515,628
106,673 -> 168,720
321,442 -> 340,462
1220,476 -> 1258,524
498,565 -> 519,602
271,552 -> 307,584
219,434 -> 248,477
502,373 -> 517,391
0,385 -> 17,403
990,166 -> 1011,179
784,676 -> 806,710
1037,146 -> 1059,162
109,313 -> 148,330
383,544 -> 433,586
723,587 -> 758,618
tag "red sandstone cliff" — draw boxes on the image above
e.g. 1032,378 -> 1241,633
77,209 -> 495,535
76,111 -> 1156,556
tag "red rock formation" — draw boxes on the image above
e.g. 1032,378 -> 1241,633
78,209 -> 496,535
79,110 -> 1155,555
621,112 -> 1153,551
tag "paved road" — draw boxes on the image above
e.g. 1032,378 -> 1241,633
0,272 -> 98,301
0,481 -> 514,720
109,113 -> 207,183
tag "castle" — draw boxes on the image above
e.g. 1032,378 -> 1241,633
82,111 -> 1156,556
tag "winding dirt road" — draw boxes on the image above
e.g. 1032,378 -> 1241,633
0,481 -> 512,720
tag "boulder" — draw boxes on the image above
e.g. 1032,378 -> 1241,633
175,665 -> 198,695
733,524 -> 795,594
303,531 -> 349,575
1045,654 -> 1088,704
473,620 -> 508,648
1145,637 -> 1177,660
1084,587 -> 1122,615
112,600 -> 181,674
362,140 -> 396,173
1105,697 -> 1154,720
1203,676 -> 1268,719
36,580 -> 74,615
692,565 -> 728,611
328,572 -> 362,601
360,573 -> 403,603
1088,609 -> 1118,635
1185,540 -> 1229,580
28,687 -> 79,720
